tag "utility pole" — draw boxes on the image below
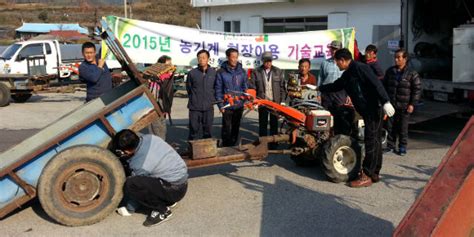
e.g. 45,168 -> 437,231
124,0 -> 128,18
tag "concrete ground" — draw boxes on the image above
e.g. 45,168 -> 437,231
0,92 -> 469,237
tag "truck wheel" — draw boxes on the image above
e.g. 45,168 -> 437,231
11,93 -> 32,103
38,145 -> 125,226
0,83 -> 11,107
321,135 -> 361,183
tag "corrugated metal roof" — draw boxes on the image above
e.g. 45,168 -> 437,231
15,23 -> 89,34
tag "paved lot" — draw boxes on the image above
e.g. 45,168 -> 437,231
0,92 -> 469,236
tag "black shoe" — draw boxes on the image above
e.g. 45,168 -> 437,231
383,147 -> 395,154
143,208 -> 172,227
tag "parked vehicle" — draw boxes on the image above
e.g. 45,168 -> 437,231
0,40 -> 84,106
0,40 -> 80,78
401,0 -> 474,104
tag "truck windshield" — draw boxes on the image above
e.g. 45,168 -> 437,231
0,44 -> 21,60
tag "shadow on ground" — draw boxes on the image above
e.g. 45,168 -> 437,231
225,173 -> 394,236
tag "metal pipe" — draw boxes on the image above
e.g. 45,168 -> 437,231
268,149 -> 293,154
259,134 -> 290,143
185,153 -> 248,168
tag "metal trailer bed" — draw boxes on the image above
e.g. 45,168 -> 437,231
0,80 -> 161,224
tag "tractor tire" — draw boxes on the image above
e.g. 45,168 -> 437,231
38,145 -> 125,226
11,93 -> 32,103
321,135 -> 361,183
0,83 -> 11,107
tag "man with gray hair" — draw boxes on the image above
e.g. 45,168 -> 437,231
249,52 -> 285,148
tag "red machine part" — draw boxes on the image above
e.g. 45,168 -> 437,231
222,89 -> 306,127
393,116 -> 474,237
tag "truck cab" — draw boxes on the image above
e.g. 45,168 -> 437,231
0,40 -> 71,78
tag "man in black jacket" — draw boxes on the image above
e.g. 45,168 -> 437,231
319,48 -> 395,188
186,49 -> 217,140
364,44 -> 384,81
383,49 -> 422,156
249,51 -> 285,147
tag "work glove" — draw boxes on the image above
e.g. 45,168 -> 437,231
383,102 -> 395,117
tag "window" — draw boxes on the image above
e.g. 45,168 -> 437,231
224,20 -> 241,33
224,21 -> 231,32
0,44 -> 21,60
232,21 -> 240,33
45,43 -> 52,55
263,16 -> 328,33
17,43 -> 44,60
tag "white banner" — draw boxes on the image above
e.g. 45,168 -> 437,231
103,16 -> 355,69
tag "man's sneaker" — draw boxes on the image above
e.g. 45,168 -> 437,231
399,147 -> 407,156
143,208 -> 172,227
168,202 -> 178,209
116,207 -> 132,217
383,147 -> 395,154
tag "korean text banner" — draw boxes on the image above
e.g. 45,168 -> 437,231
103,16 -> 355,69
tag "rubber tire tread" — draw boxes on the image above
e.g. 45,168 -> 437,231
321,134 -> 361,183
38,145 -> 125,226
0,83 -> 11,107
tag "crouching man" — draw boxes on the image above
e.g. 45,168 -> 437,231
112,129 -> 188,227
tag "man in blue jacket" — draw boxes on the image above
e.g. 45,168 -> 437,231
78,42 -> 112,102
215,48 -> 248,146
186,49 -> 217,140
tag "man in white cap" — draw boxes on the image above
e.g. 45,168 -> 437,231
249,51 -> 285,148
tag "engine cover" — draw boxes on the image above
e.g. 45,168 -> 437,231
305,110 -> 333,132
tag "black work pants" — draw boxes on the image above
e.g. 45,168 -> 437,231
124,176 -> 187,213
221,108 -> 243,146
258,107 -> 278,137
329,106 -> 355,136
362,108 -> 384,178
188,109 -> 214,140
386,109 -> 409,149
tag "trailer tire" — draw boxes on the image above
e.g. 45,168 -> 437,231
38,145 -> 125,226
11,93 -> 32,103
0,83 -> 10,107
321,135 -> 361,183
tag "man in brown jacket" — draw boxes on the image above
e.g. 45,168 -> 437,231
249,52 -> 285,148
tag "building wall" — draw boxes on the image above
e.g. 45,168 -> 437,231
199,0 -> 400,50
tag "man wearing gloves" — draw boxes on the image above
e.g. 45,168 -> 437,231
319,48 -> 395,188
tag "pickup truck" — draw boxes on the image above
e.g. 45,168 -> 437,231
0,40 -> 83,106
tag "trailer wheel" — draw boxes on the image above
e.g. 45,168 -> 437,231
11,93 -> 32,103
0,83 -> 11,107
321,135 -> 361,183
38,145 -> 125,226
